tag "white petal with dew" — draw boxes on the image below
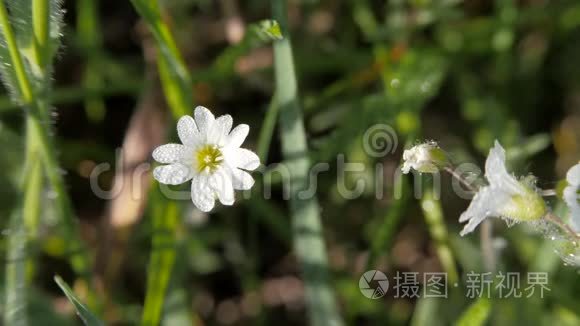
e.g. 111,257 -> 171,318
564,186 -> 580,232
459,186 -> 509,236
484,141 -> 524,195
226,124 -> 249,148
194,106 -> 215,136
152,144 -> 186,164
230,167 -> 255,190
191,174 -> 215,212
153,163 -> 193,185
209,168 -> 235,205
225,148 -> 260,171
566,163 -> 580,186
177,115 -> 200,147
208,114 -> 233,146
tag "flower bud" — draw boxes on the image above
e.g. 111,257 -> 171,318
401,141 -> 448,174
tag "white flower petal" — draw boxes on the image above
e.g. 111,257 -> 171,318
401,163 -> 411,174
230,168 -> 255,190
459,186 -> 513,236
209,169 -> 235,206
225,148 -> 260,170
209,114 -> 233,146
154,107 -> 259,211
484,140 -> 524,195
215,115 -> 233,135
459,187 -> 496,236
153,163 -> 193,185
152,144 -> 186,164
177,115 -> 200,147
191,174 -> 215,212
566,163 -> 580,186
564,164 -> 580,232
564,186 -> 580,232
226,124 -> 249,148
194,106 -> 215,136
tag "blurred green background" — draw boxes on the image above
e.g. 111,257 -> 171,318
0,0 -> 579,325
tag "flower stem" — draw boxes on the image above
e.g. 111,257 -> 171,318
272,1 -> 343,325
33,0 -> 50,72
480,219 -> 496,272
443,166 -> 477,193
130,2 -> 196,324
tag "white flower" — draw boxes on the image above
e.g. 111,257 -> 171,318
401,141 -> 447,174
563,162 -> 580,232
152,106 -> 260,212
459,141 -> 546,236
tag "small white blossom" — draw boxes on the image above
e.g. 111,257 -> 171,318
401,141 -> 446,174
563,162 -> 580,232
152,106 -> 260,212
459,141 -> 546,236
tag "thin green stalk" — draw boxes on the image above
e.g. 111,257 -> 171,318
1,3 -> 38,324
257,94 -> 279,162
78,0 -> 106,122
23,144 -> 42,281
4,209 -> 28,326
130,1 -> 194,324
420,189 -> 459,284
23,0 -> 50,274
272,1 -> 343,325
32,0 -> 50,72
141,193 -> 179,326
365,175 -> 410,270
54,276 -> 104,326
28,115 -> 90,275
158,54 -> 188,117
0,0 -> 93,300
130,0 -> 192,115
0,1 -> 34,103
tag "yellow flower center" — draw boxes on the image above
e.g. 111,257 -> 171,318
195,145 -> 223,173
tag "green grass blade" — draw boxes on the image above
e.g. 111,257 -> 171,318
410,297 -> 440,326
129,2 -> 195,324
454,298 -> 491,326
272,1 -> 343,325
32,0 -> 49,71
0,1 -> 35,103
54,276 -> 104,326
158,54 -> 189,117
0,0 -> 94,302
141,192 -> 179,326
77,0 -> 106,122
420,188 -> 459,284
4,209 -> 29,326
130,0 -> 192,116
23,141 -> 42,281
256,95 -> 279,162
366,172 -> 410,270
